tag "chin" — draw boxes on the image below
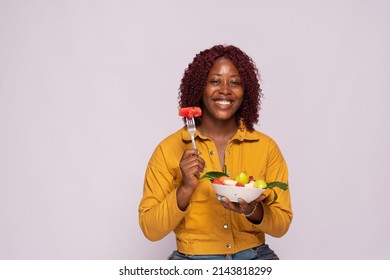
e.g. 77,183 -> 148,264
214,113 -> 235,121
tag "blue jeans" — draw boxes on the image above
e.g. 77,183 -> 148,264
168,244 -> 279,260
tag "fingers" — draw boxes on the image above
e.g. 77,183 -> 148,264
180,149 -> 205,188
216,195 -> 257,215
181,150 -> 204,176
181,149 -> 201,158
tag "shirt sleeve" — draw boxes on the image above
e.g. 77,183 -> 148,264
255,138 -> 293,237
138,145 -> 188,241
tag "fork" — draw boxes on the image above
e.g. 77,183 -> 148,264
186,117 -> 197,149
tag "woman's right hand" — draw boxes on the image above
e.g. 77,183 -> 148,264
176,149 -> 205,210
179,149 -> 205,191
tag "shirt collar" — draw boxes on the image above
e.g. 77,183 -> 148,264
181,125 -> 259,142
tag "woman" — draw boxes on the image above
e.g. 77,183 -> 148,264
139,45 -> 292,260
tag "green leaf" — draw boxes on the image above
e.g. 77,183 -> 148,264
271,188 -> 278,201
200,171 -> 229,181
266,181 -> 288,190
264,181 -> 288,202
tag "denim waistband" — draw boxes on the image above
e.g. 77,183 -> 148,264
168,244 -> 279,260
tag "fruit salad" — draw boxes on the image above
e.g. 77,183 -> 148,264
201,171 -> 288,201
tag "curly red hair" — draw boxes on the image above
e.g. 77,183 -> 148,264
178,45 -> 262,131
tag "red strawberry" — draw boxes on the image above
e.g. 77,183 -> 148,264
236,182 -> 245,187
249,176 -> 255,182
213,178 -> 224,185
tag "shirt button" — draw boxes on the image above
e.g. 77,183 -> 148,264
223,224 -> 228,229
226,243 -> 232,249
210,150 -> 215,155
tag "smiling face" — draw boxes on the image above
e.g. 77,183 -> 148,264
201,57 -> 244,124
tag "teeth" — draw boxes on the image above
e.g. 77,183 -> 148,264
215,100 -> 232,105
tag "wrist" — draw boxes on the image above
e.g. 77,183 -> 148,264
243,202 -> 264,224
176,184 -> 194,211
242,203 -> 258,217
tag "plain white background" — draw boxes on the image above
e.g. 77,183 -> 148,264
1,0 -> 389,259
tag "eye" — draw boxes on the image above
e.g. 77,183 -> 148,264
209,80 -> 220,85
230,81 -> 241,86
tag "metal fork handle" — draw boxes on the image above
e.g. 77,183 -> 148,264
187,117 -> 197,149
190,134 -> 196,149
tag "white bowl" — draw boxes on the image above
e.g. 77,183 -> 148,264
212,183 -> 265,203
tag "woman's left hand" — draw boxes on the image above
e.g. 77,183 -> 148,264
217,194 -> 266,222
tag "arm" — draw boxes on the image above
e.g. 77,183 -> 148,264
139,161 -> 185,241
255,139 -> 293,237
139,146 -> 204,241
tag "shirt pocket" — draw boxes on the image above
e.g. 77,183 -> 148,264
236,213 -> 261,233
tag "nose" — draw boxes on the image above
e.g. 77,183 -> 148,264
219,82 -> 230,94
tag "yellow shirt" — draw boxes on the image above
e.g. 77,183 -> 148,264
139,126 -> 293,255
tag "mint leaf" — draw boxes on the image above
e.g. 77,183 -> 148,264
200,171 -> 229,181
266,181 -> 288,190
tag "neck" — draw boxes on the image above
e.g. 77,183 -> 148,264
198,119 -> 238,140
